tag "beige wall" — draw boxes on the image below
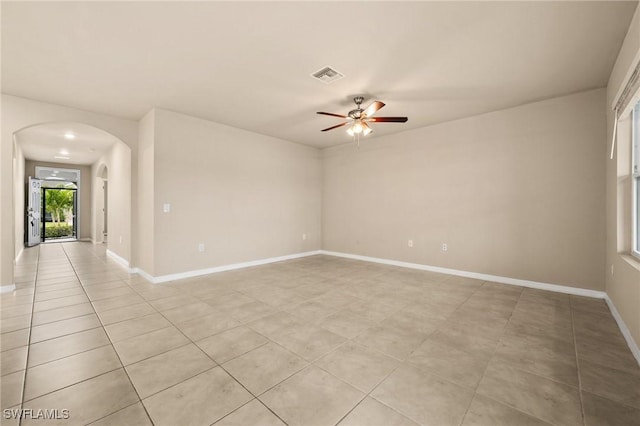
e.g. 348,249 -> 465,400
12,141 -> 25,262
149,108 -> 322,277
323,89 -> 607,291
136,110 -> 155,274
606,6 -> 640,345
91,142 -> 132,262
1,94 -> 138,286
23,160 -> 92,240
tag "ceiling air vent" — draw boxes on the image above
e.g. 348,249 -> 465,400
311,66 -> 344,84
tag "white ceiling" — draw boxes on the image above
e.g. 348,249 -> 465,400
2,1 -> 637,148
17,122 -> 120,165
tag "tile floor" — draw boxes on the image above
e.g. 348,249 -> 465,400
1,242 -> 639,425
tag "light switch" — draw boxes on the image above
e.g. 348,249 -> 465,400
163,203 -> 171,213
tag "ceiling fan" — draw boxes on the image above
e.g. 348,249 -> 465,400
317,96 -> 408,138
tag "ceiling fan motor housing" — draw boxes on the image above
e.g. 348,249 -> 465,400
348,96 -> 366,119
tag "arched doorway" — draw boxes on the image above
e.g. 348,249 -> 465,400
11,121 -> 130,257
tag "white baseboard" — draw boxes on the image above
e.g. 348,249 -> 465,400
605,295 -> 640,365
106,249 -> 131,271
134,250 -> 322,284
0,284 -> 16,293
320,250 -> 606,299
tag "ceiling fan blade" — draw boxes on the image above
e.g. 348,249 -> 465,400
367,117 -> 408,123
317,112 -> 348,119
321,122 -> 349,132
362,101 -> 385,117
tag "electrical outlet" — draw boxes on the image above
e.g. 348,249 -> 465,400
198,243 -> 205,253
302,233 -> 307,241
611,264 -> 614,276
119,236 -> 123,244
441,243 -> 448,252
408,239 -> 413,248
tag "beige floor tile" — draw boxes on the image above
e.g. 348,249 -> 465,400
21,369 -> 139,426
113,326 -> 190,365
175,311 -> 241,341
224,342 -> 308,395
582,391 -> 640,426
161,301 -> 216,324
381,310 -> 444,335
97,302 -> 156,326
1,304 -> 32,319
149,294 -> 199,311
1,294 -> 34,307
28,327 -> 110,367
477,360 -> 582,426
353,325 -> 427,361
215,399 -> 285,426
271,323 -> 346,361
571,295 -> 611,316
579,359 -> 640,409
196,326 -> 268,364
202,292 -> 256,310
85,286 -> 136,302
226,301 -> 277,323
371,364 -> 474,426
89,402 -> 152,426
144,367 -> 252,426
407,339 -> 489,389
1,314 -> 32,334
316,311 -> 376,339
30,314 -> 102,343
1,405 -> 21,426
286,299 -> 339,322
24,345 -> 122,401
1,328 -> 30,351
34,287 -> 84,302
1,346 -> 28,376
461,394 -> 552,426
346,299 -> 400,322
34,281 -> 81,293
126,343 -> 215,398
315,342 -> 398,393
338,397 -> 419,426
1,370 -> 25,409
33,294 -> 89,312
429,325 -> 499,360
92,294 -> 146,312
260,366 -> 365,426
246,312 -> 306,339
32,302 -> 95,326
104,313 -> 171,342
577,335 -> 640,375
493,333 -> 578,387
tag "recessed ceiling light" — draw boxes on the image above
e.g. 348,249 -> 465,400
54,155 -> 70,160
59,149 -> 69,155
64,132 -> 76,140
52,170 -> 59,174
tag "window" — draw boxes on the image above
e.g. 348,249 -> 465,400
633,101 -> 640,258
